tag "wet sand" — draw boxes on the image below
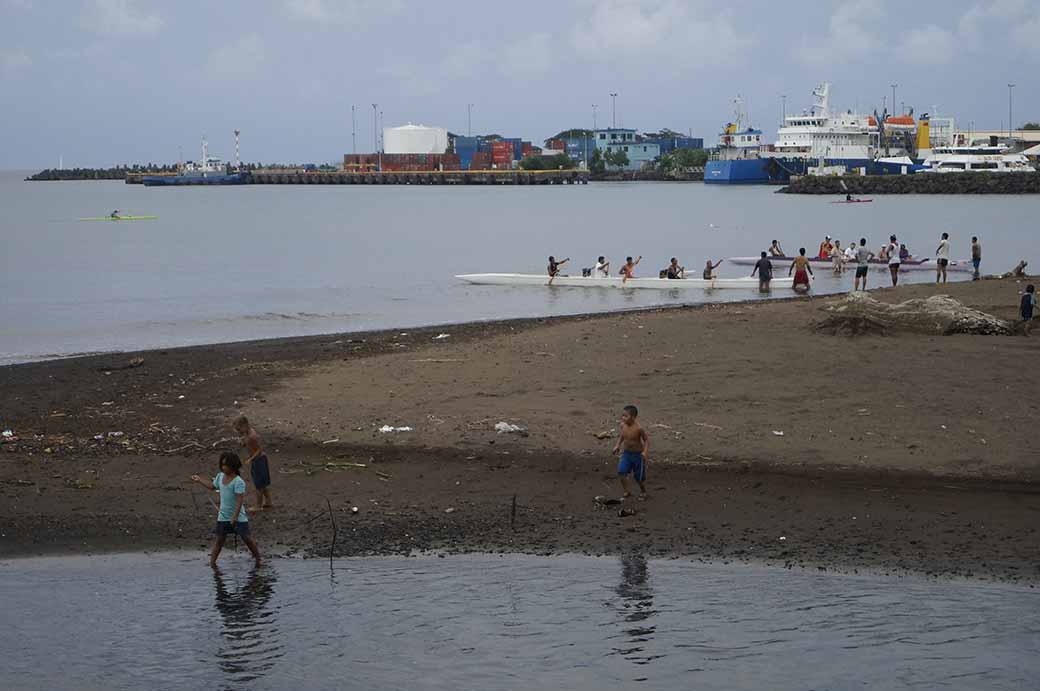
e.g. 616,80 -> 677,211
2,277 -> 1038,582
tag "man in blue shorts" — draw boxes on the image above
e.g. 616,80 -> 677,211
612,404 -> 649,500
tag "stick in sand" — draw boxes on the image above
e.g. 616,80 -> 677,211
511,494 -> 517,530
326,498 -> 337,571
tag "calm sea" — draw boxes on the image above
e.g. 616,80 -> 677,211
1,171 -> 1032,365
1,553 -> 1037,690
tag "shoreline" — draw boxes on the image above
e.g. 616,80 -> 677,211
2,277 -> 1038,582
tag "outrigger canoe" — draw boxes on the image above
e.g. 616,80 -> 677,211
830,199 -> 873,204
455,273 -> 794,290
727,256 -> 972,273
78,216 -> 158,221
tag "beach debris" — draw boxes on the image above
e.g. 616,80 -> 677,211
494,421 -> 527,435
618,508 -> 637,517
351,506 -> 359,514
592,430 -> 613,440
1,479 -> 34,486
164,441 -> 205,454
96,356 -> 145,373
1002,260 -> 1028,278
108,431 -> 124,437
772,430 -> 785,436
779,536 -> 787,541
1,430 -> 16,443
693,422 -> 723,430
816,293 -> 1014,336
652,423 -> 672,430
434,333 -> 451,340
64,478 -> 94,490
177,395 -> 186,400
322,438 -> 340,445
444,507 -> 456,513
594,495 -> 623,506
101,401 -> 114,406
379,425 -> 413,433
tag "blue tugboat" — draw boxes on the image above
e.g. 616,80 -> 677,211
704,97 -> 770,184
142,138 -> 247,186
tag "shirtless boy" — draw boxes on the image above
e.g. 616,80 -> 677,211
612,405 -> 649,500
234,415 -> 273,510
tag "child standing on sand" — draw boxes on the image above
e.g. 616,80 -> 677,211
191,451 -> 261,567
612,405 -> 649,500
235,415 -> 273,510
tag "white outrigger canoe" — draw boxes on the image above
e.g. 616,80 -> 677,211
727,256 -> 973,273
455,273 -> 793,290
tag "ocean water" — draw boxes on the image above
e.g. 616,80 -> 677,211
0,553 -> 1037,690
1,171 -> 1032,365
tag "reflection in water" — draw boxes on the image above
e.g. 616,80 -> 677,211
212,567 -> 281,686
611,554 -> 662,667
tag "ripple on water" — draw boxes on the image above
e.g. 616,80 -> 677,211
0,553 -> 1038,690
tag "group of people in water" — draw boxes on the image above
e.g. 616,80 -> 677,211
546,231 -> 980,294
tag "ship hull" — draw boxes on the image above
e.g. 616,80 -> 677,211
703,159 -> 771,184
707,157 -> 917,185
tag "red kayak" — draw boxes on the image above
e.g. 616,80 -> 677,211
830,199 -> 873,204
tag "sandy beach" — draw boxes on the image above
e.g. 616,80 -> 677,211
2,277 -> 1038,582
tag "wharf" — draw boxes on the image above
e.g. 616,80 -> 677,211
126,170 -> 588,185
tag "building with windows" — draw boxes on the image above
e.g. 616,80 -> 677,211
594,129 -> 659,170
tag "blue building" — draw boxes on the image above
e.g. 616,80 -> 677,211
595,129 -> 660,171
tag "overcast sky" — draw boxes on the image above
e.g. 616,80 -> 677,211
1,0 -> 1037,168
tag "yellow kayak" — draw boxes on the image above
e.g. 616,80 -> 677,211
79,215 -> 158,221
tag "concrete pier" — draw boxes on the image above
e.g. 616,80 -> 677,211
126,170 -> 589,185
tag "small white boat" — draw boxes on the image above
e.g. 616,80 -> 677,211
455,273 -> 793,290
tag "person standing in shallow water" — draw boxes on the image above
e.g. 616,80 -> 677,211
887,234 -> 901,287
971,236 -> 982,281
191,451 -> 261,567
752,251 -> 772,293
788,247 -> 813,293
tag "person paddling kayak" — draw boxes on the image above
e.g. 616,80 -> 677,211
110,209 -> 120,219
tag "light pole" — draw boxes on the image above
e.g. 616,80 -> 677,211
890,83 -> 898,114
609,92 -> 618,129
351,105 -> 356,155
467,103 -> 473,137
371,103 -> 378,152
1008,83 -> 1015,141
780,94 -> 787,124
592,104 -> 598,131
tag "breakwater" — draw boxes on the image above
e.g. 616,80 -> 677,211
123,169 -> 588,185
781,171 -> 1040,195
27,167 -> 175,181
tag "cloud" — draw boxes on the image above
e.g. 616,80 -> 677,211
285,0 -> 401,25
797,1 -> 884,66
503,33 -> 554,77
86,0 -> 162,38
571,0 -> 749,64
897,24 -> 957,65
1,49 -> 30,77
206,34 -> 265,79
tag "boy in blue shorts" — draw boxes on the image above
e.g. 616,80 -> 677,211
612,405 -> 649,500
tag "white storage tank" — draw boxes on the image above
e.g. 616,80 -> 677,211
382,124 -> 449,154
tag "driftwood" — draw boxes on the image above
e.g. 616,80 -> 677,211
1002,261 -> 1029,278
816,293 -> 1014,336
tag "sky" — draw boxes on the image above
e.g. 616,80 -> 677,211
1,0 -> 1037,168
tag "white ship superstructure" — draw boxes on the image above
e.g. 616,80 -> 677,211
766,83 -> 877,161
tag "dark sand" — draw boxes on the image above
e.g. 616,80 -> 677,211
2,277 -> 1038,582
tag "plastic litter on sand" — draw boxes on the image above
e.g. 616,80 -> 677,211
434,333 -> 451,340
379,425 -> 414,433
494,421 -> 526,434
772,430 -> 785,436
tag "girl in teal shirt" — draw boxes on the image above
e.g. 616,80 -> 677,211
192,451 -> 261,567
